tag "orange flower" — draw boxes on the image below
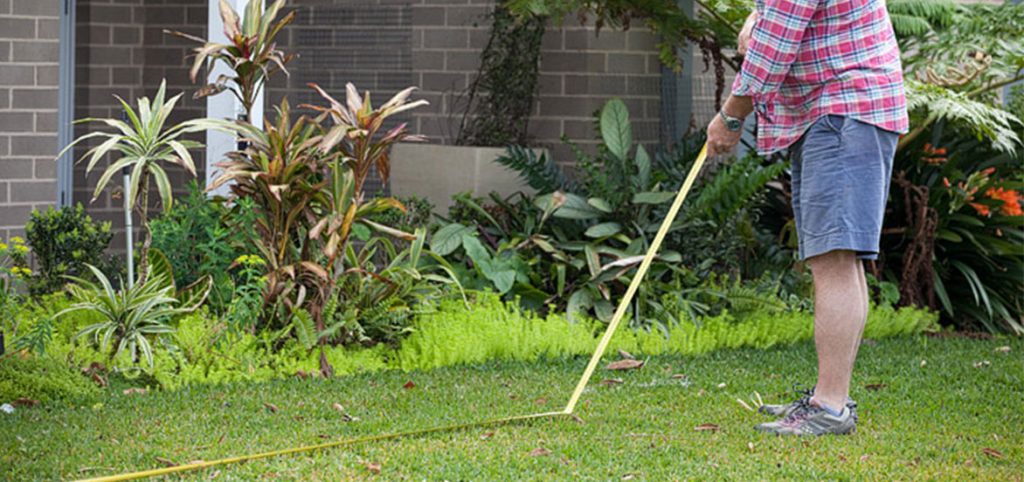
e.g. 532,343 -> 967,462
986,187 -> 1024,216
970,202 -> 991,217
942,177 -> 951,188
981,167 -> 996,176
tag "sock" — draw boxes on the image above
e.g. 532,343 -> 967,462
819,403 -> 844,417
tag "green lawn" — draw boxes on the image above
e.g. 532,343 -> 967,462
3,336 -> 1022,481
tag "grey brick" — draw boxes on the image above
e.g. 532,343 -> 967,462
0,113 -> 35,133
444,50 -> 480,71
412,6 -> 446,27
537,74 -> 562,95
540,52 -> 605,73
564,74 -> 625,95
76,66 -> 111,86
0,0 -> 10,14
607,53 -> 646,74
34,158 -> 56,180
562,119 -> 596,140
0,205 -> 35,230
12,1 -> 57,16
111,67 -> 141,86
564,30 -> 627,51
412,50 -> 445,71
0,18 -> 37,39
0,65 -> 35,84
0,41 -> 9,62
0,158 -> 34,178
467,27 -> 489,49
0,135 -> 7,155
113,26 -> 141,45
36,18 -> 59,40
36,65 -> 60,86
423,29 -> 467,49
446,6 -> 491,27
421,72 -> 466,91
10,181 -> 56,203
11,40 -> 59,62
627,30 -> 658,52
11,89 -> 58,110
627,76 -> 660,96
35,112 -> 57,132
541,30 -> 562,51
80,46 -> 134,66
10,135 -> 57,157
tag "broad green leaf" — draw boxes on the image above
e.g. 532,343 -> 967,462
461,233 -> 492,267
632,191 -> 676,204
585,222 -> 623,238
635,144 -> 651,188
600,98 -> 632,161
567,289 -> 593,321
553,193 -> 603,220
587,197 -> 613,213
430,223 -> 472,256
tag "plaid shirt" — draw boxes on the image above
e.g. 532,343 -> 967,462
732,0 -> 909,154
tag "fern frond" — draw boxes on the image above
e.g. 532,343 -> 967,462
496,145 -> 574,193
907,80 -> 1024,154
690,155 -> 788,225
291,308 -> 317,351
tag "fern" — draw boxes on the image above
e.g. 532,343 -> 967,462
887,0 -> 957,37
724,285 -> 788,315
291,309 -> 317,351
496,145 -> 574,193
907,80 -> 1024,154
690,155 -> 789,225
13,316 -> 56,355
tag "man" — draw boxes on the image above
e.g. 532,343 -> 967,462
706,0 -> 908,435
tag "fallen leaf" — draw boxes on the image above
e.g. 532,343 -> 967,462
12,398 -> 39,407
717,383 -> 727,389
91,372 -> 107,388
534,397 -> 548,405
209,469 -> 221,479
155,457 -> 177,467
694,423 -> 720,432
859,455 -> 871,462
480,431 -> 495,440
747,442 -> 755,452
529,447 -> 551,457
403,380 -> 416,389
122,388 -> 147,396
618,349 -> 635,360
292,415 -> 304,422
295,370 -> 309,379
697,389 -> 706,397
341,413 -> 359,422
601,378 -> 624,386
621,474 -> 636,480
920,360 -> 927,368
571,414 -> 585,424
264,403 -> 278,413
671,374 -> 687,379
864,383 -> 887,391
973,360 -> 991,368
994,346 -> 1011,353
332,403 -> 345,413
362,461 -> 382,474
606,359 -> 645,371
963,458 -> 974,467
981,448 -> 1004,459
838,455 -> 848,462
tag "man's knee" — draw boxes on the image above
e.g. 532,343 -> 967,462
807,250 -> 858,276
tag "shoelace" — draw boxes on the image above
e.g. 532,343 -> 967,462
783,397 -> 815,423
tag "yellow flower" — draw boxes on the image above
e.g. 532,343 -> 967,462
234,254 -> 250,265
14,245 -> 29,255
9,236 -> 24,245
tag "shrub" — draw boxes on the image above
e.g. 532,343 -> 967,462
0,355 -> 99,403
24,204 -> 114,296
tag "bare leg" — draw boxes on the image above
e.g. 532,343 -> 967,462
807,250 -> 867,411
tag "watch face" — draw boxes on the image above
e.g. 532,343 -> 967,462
726,118 -> 742,131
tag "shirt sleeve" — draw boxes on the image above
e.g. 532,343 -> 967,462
732,0 -> 820,98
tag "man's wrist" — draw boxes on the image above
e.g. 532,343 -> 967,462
722,95 -> 754,119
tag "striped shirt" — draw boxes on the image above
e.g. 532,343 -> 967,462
732,0 -> 910,154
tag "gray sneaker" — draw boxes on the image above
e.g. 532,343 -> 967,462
758,386 -> 858,422
755,399 -> 857,436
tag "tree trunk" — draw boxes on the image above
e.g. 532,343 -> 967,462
135,174 -> 151,286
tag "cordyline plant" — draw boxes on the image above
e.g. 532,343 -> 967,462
165,0 -> 295,122
200,84 -> 428,376
57,80 -> 204,284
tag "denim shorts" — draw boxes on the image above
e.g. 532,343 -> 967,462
790,115 -> 899,261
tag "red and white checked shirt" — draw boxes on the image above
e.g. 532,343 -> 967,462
732,0 -> 910,154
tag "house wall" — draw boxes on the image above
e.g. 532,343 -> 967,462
73,0 -> 207,249
0,0 -> 61,239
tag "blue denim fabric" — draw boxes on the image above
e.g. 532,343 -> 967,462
790,115 -> 899,261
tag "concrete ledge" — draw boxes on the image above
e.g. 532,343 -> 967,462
389,143 -> 539,213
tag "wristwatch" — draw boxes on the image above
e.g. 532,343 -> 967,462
718,110 -> 744,132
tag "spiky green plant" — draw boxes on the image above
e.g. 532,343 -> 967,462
57,80 -> 205,284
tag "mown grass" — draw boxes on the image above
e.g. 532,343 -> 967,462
2,336 -> 1022,481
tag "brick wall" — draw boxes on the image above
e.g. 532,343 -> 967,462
0,0 -> 61,239
74,0 -> 207,249
409,0 -> 665,165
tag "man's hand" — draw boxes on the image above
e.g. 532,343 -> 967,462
738,11 -> 758,57
706,113 -> 743,156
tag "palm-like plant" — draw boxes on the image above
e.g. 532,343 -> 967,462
166,0 -> 295,122
58,266 -> 180,370
58,80 -> 204,284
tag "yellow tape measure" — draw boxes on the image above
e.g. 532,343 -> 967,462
79,143 -> 710,482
